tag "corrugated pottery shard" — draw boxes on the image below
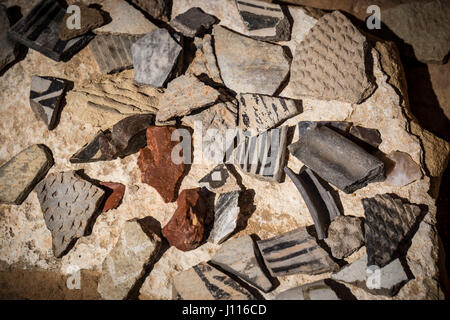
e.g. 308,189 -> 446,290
199,164 -> 241,194
170,7 -> 217,37
238,93 -> 302,132
234,126 -> 288,182
187,34 -> 222,83
384,151 -> 422,187
362,194 -> 423,268
137,126 -> 186,203
131,28 -> 182,87
211,235 -> 274,292
130,0 -> 171,21
0,4 -> 16,71
97,217 -> 162,300
256,227 -> 338,277
275,279 -> 344,300
207,191 -> 240,244
58,2 -> 105,40
324,215 -> 364,259
8,0 -> 93,62
99,182 -> 126,213
213,25 -> 290,95
172,262 -> 256,300
156,74 -> 221,122
288,123 -> 385,194
0,145 -> 53,205
35,171 -> 105,258
235,0 -> 291,41
162,188 -> 208,251
30,76 -> 68,130
286,11 -> 376,103
284,166 -> 341,240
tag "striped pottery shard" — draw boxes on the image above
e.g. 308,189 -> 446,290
90,34 -> 142,74
284,166 -> 341,240
170,7 -> 217,38
207,191 -> 240,245
256,227 -> 338,277
172,262 -> 256,300
8,0 -> 93,62
362,194 -> 423,268
275,279 -> 346,300
235,0 -> 291,41
234,126 -> 288,182
288,123 -> 385,194
35,171 -> 105,258
238,93 -> 302,132
30,76 -> 68,130
198,164 -> 241,194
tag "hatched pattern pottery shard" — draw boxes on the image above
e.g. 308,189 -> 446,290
207,191 -> 240,244
35,171 -> 105,258
172,262 -> 256,300
288,123 -> 385,194
8,0 -> 93,62
362,194 -> 423,268
256,227 -> 338,277
170,7 -> 217,38
287,10 -> 376,103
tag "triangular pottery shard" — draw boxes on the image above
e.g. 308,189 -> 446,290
289,123 -> 385,193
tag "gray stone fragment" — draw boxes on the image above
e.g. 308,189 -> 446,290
130,0 -> 171,21
288,123 -> 385,194
35,171 -> 105,258
275,279 -> 342,300
0,4 -> 16,71
324,215 -> 364,259
170,7 -> 216,37
199,164 -> 241,194
187,34 -> 223,83
208,191 -> 240,244
0,145 -> 53,205
131,28 -> 182,87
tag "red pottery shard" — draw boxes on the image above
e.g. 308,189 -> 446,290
99,182 -> 126,213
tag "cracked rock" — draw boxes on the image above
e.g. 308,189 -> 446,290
170,7 -> 216,37
208,191 -> 240,244
324,215 -> 364,259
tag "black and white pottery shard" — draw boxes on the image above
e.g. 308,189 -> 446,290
235,0 -> 291,41
275,279 -> 347,300
256,227 -> 338,277
208,191 -> 240,244
1,4 -> 16,71
289,123 -> 385,193
234,126 -> 288,182
284,166 -> 341,240
238,93 -> 302,132
8,0 -> 93,62
199,164 -> 241,194
90,34 -> 141,74
170,7 -> 216,38
362,194 -> 423,268
30,75 -> 67,130
35,171 -> 105,258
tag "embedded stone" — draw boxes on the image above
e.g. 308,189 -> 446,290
59,2 -> 105,40
211,235 -> 273,292
324,215 -> 364,259
99,182 -> 126,213
0,145 -> 53,205
130,0 -> 171,21
0,4 -> 16,71
384,151 -> 422,187
198,164 -> 241,194
35,171 -> 105,258
187,35 -> 223,84
208,191 -> 240,244
170,7 -> 216,37
275,279 -> 345,300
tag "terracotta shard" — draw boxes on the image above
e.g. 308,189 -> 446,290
99,182 -> 126,213
59,2 -> 105,40
170,7 -> 216,37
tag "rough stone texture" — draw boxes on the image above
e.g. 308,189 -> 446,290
214,25 -> 290,95
130,0 -> 171,21
0,4 -> 16,72
211,235 -> 273,292
238,93 -> 302,132
59,2 -> 105,40
131,28 -> 182,87
198,164 -> 241,194
187,35 -> 223,84
384,151 -> 422,187
99,182 -> 126,213
172,262 -> 255,300
30,76 -> 67,130
156,74 -> 221,122
0,145 -> 53,205
170,7 -> 216,37
257,227 -> 338,277
208,191 -> 240,244
137,126 -> 186,203
162,188 -> 208,251
275,279 -> 342,300
97,217 -> 162,300
35,171 -> 105,258
282,11 -> 376,104
324,215 -> 364,259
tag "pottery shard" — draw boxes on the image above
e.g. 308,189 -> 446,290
199,164 -> 241,194
288,123 -> 385,194
162,188 -> 208,251
275,279 -> 344,300
324,215 -> 364,259
30,76 -> 68,130
35,171 -> 105,258
156,74 -> 221,122
235,0 -> 291,41
349,125 -> 382,149
214,25 -> 290,95
256,227 -> 338,277
238,93 -> 302,132
384,151 -> 422,187
59,2 -> 105,40
172,262 -> 255,300
131,28 -> 182,87
286,11 -> 376,104
0,145 -> 53,205
207,191 -> 240,245
0,4 -> 16,71
211,235 -> 273,292
362,194 -> 423,268
187,35 -> 223,84
99,182 -> 126,213
130,0 -> 171,21
97,217 -> 162,300
170,7 -> 216,38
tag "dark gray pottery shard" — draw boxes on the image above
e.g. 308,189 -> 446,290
170,7 -> 216,38
256,227 -> 338,277
30,75 -> 68,130
284,166 -> 341,240
1,4 -> 16,71
8,0 -> 93,62
362,193 -> 423,268
289,123 -> 385,193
